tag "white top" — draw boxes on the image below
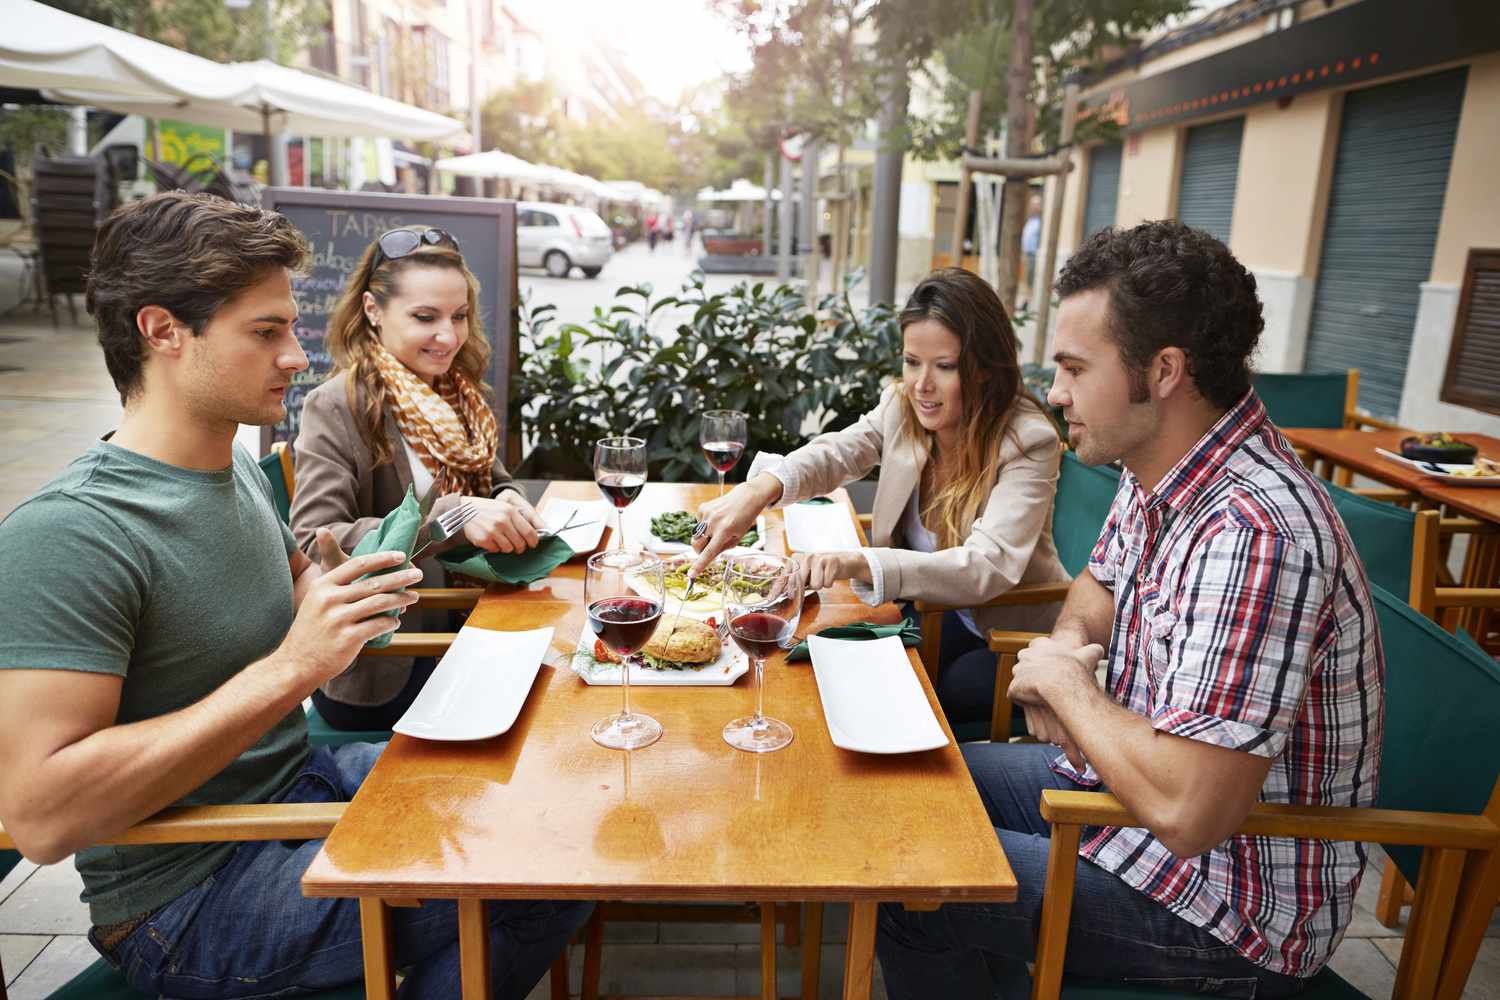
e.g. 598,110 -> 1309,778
899,489 -> 982,638
401,436 -> 436,499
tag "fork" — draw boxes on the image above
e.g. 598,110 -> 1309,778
410,499 -> 478,561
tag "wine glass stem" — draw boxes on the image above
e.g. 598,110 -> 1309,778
621,655 -> 633,721
753,655 -> 766,728
617,508 -> 626,551
718,470 -> 725,498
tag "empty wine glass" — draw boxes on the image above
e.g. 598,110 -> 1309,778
700,410 -> 748,498
595,436 -> 647,553
586,551 -> 664,751
722,552 -> 802,753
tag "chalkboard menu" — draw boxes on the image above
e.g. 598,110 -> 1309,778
259,188 -> 519,461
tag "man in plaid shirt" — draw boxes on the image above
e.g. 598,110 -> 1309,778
878,220 -> 1383,998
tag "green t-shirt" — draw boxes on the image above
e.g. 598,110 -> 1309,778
0,440 -> 310,924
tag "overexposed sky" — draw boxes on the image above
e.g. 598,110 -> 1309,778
510,0 -> 755,103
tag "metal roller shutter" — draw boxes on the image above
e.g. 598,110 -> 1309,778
1304,68 -> 1468,418
1082,143 -> 1121,239
1175,117 -> 1243,243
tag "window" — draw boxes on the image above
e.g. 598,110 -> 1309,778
1440,248 -> 1500,416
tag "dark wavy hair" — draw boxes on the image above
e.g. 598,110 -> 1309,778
86,192 -> 310,404
1054,219 -> 1262,409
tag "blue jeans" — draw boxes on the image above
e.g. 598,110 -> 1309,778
95,743 -> 593,998
876,743 -> 1305,999
933,610 -> 1001,727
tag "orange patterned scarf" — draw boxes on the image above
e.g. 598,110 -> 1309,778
372,340 -> 497,497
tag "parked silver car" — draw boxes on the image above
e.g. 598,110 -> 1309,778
516,201 -> 613,278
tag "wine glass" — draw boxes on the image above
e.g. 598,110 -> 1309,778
586,551 -> 665,751
595,436 -> 647,554
700,410 -> 748,498
722,552 -> 802,753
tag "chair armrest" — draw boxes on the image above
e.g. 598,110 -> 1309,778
412,587 -> 483,610
913,582 -> 1073,617
1038,790 -> 1500,849
364,633 -> 457,657
0,802 -> 346,851
1345,412 -> 1406,432
988,630 -> 1046,654
1351,487 -> 1418,505
1440,518 -> 1497,537
1432,587 -> 1500,610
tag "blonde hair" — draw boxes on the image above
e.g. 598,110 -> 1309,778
323,226 -> 490,467
895,268 -> 1055,549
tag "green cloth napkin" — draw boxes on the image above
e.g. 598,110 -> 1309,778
785,620 -> 922,662
349,486 -> 425,649
437,535 -> 574,585
798,496 -> 836,505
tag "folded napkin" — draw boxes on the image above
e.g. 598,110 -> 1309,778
785,620 -> 922,662
437,535 -> 574,585
349,486 -> 425,649
797,496 -> 836,505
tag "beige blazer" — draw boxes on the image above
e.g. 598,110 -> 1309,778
771,384 -> 1067,634
290,372 -> 521,707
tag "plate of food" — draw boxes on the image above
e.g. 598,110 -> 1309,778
1377,448 -> 1500,487
570,617 -> 749,686
638,510 -> 767,555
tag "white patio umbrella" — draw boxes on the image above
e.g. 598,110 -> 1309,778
698,179 -> 780,202
434,150 -> 557,184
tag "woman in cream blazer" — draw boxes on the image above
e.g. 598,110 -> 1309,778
693,268 -> 1068,726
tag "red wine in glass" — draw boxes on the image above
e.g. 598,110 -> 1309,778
597,473 -> 645,509
588,596 -> 662,656
729,612 -> 792,660
702,440 -> 744,474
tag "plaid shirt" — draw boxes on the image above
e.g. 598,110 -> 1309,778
1054,390 -> 1384,977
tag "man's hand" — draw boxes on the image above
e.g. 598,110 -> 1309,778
1009,635 -> 1104,706
1023,704 -> 1087,770
461,492 -> 547,554
801,551 -> 867,591
278,536 -> 421,686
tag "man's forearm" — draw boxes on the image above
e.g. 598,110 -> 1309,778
1051,569 -> 1114,647
11,655 -> 311,863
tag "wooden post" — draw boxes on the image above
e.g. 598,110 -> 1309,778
358,898 -> 397,1000
949,90 -> 983,271
996,0 -> 1035,310
458,898 -> 491,1000
841,901 -> 878,1000
1029,83 -> 1079,366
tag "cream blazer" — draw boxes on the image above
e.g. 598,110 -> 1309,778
770,384 -> 1068,634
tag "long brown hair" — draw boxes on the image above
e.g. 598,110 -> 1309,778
895,268 -> 1053,549
324,227 -> 490,467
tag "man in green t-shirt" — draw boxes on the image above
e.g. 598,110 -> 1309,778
0,192 -> 590,998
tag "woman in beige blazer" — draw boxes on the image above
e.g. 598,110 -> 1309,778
291,226 -> 543,730
692,268 -> 1068,727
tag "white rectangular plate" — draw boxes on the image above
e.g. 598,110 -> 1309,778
637,512 -> 767,555
393,626 -> 554,741
1375,448 -> 1500,488
541,498 -> 611,552
571,629 -> 749,686
783,502 -> 862,552
809,635 -> 948,754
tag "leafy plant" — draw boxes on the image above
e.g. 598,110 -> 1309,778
512,271 -> 902,482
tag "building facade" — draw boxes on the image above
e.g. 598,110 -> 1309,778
1045,0 -> 1500,430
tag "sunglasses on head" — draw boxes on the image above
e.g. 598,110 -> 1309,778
372,227 -> 461,268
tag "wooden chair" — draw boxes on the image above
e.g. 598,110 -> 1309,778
1020,585 -> 1500,1000
1253,368 -> 1404,484
0,809 -> 574,1000
913,451 -> 1118,741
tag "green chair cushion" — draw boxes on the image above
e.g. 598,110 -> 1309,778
0,847 -> 20,884
45,958 -> 367,999
1322,482 -> 1416,599
1061,966 -> 1368,1000
256,448 -> 294,526
1372,584 -> 1500,884
304,702 -> 390,747
1253,371 -> 1349,429
1054,451 -> 1121,577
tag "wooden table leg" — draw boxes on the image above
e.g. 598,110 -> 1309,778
358,898 -> 397,1000
458,898 -> 491,1000
801,903 -> 824,1000
841,901 -> 878,1000
760,903 -> 777,1000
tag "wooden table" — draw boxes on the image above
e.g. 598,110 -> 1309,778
1279,428 -> 1500,524
301,483 -> 1017,999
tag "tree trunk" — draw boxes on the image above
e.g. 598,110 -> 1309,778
869,71 -> 909,307
995,0 -> 1034,312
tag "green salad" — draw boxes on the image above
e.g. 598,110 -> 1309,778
649,510 -> 758,548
